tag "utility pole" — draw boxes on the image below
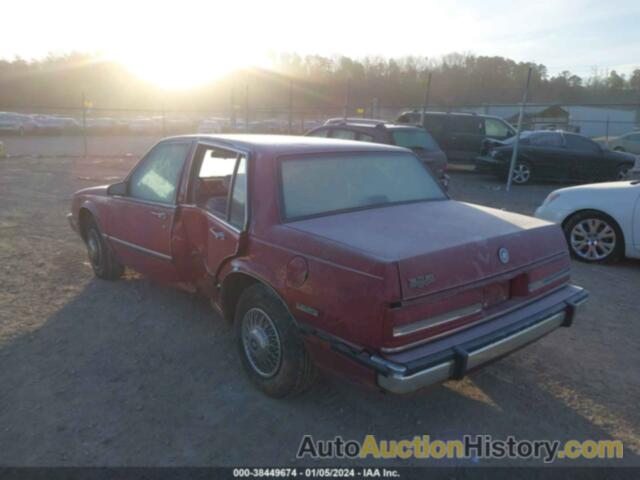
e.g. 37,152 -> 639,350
244,84 -> 249,132
288,79 -> 293,134
230,88 -> 236,132
421,72 -> 432,126
506,67 -> 533,192
81,92 -> 88,157
343,78 -> 350,120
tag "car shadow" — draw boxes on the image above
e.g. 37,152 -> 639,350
0,275 -> 637,467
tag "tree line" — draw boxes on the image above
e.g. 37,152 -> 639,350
0,52 -> 639,114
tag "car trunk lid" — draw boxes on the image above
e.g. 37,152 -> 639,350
287,200 -> 567,302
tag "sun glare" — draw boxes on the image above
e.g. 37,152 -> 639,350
117,49 -> 255,90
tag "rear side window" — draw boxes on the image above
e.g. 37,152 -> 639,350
358,132 -> 375,142
397,112 -> 421,124
392,129 -> 440,152
529,133 -> 564,147
565,135 -> 601,153
330,129 -> 357,140
229,157 -> 247,228
308,128 -> 329,138
194,146 -> 247,223
423,115 -> 448,136
485,118 -> 513,139
129,142 -> 190,204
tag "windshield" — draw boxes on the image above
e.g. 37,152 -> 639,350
280,152 -> 445,220
392,129 -> 440,152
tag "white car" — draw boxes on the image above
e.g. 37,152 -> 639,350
0,112 -> 36,135
535,181 -> 640,263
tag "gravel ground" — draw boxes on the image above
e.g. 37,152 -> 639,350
0,139 -> 638,468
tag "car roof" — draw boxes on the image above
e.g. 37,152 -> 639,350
162,134 -> 409,156
316,121 -> 424,131
402,110 -> 507,121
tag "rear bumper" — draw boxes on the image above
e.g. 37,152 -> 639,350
377,285 -> 588,393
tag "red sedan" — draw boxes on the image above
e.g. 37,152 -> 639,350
68,135 -> 588,397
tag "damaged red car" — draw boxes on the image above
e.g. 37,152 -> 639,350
68,135 -> 588,397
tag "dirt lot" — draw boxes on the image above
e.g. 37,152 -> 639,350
0,137 -> 639,468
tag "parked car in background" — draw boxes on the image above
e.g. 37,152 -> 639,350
128,117 -> 162,134
306,119 -> 448,187
476,131 -> 636,185
535,180 -> 640,263
67,134 -> 587,397
85,117 -> 117,134
0,112 -> 37,135
31,114 -> 80,134
249,119 -> 287,133
608,131 -> 640,155
396,111 -> 515,164
197,117 -> 229,134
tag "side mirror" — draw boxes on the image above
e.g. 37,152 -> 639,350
107,181 -> 127,196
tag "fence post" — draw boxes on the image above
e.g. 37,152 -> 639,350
230,88 -> 236,132
81,92 -> 87,157
161,101 -> 166,136
421,72 -> 432,125
371,97 -> 379,119
343,78 -> 350,120
244,84 -> 249,132
288,79 -> 293,134
506,67 -> 532,192
605,116 -> 610,142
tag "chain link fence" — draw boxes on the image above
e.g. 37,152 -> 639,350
1,99 -> 639,157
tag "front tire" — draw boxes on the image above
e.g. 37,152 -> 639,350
84,218 -> 124,280
510,160 -> 532,185
615,164 -> 631,181
235,284 -> 317,397
563,211 -> 623,263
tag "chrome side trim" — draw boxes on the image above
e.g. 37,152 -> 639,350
528,268 -> 571,293
105,234 -> 172,261
112,195 -> 177,210
393,303 -> 483,338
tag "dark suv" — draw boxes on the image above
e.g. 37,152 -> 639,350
306,119 -> 448,187
396,111 -> 515,165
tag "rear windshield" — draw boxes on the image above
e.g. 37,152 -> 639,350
392,129 -> 440,152
280,152 -> 445,220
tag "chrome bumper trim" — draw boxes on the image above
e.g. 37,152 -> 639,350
378,310 -> 567,394
528,268 -> 571,293
465,311 -> 564,370
393,302 -> 483,338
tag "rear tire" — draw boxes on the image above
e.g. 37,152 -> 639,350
563,210 -> 623,263
235,284 -> 317,397
84,218 -> 124,280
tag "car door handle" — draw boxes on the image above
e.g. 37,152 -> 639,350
150,211 -> 167,220
209,228 -> 225,240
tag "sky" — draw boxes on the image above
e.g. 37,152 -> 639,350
2,0 -> 639,88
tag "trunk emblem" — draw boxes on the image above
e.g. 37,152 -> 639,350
498,247 -> 510,264
408,273 -> 435,289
